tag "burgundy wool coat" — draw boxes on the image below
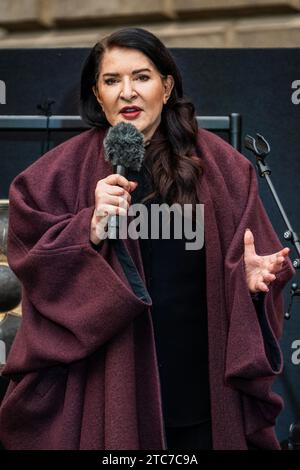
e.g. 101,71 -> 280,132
0,127 -> 295,450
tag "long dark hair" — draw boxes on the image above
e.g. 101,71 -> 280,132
79,27 -> 203,208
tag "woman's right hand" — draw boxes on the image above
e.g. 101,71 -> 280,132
90,174 -> 138,245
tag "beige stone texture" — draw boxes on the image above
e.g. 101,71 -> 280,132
234,14 -> 300,46
174,0 -> 300,13
2,15 -> 300,48
43,0 -> 176,25
0,2 -> 300,49
0,0 -> 46,28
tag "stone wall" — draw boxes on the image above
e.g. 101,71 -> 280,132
1,0 -> 300,47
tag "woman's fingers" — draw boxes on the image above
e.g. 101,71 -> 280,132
100,192 -> 131,207
103,174 -> 138,193
268,256 -> 285,273
129,181 -> 138,192
104,184 -> 125,196
251,271 -> 275,294
254,274 -> 269,292
95,193 -> 130,216
104,174 -> 131,191
272,247 -> 290,265
244,229 -> 256,258
264,248 -> 289,274
95,203 -> 128,217
96,184 -> 132,211
247,246 -> 290,293
262,270 -> 276,282
91,175 -> 138,244
257,281 -> 269,292
96,178 -> 135,208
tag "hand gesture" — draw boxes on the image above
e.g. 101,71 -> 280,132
243,228 -> 290,293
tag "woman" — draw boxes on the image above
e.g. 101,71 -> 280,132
0,28 -> 294,450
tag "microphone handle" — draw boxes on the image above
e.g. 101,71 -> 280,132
107,164 -> 127,239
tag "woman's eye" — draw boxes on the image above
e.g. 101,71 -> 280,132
104,76 -> 149,85
104,78 -> 118,85
136,75 -> 150,81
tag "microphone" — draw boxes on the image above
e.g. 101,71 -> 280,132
103,122 -> 145,239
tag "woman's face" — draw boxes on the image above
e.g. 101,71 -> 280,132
93,47 -> 174,142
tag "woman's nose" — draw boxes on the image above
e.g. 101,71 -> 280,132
120,78 -> 137,100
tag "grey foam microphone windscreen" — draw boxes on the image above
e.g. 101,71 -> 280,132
103,122 -> 145,239
103,122 -> 145,171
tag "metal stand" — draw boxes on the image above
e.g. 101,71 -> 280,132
245,133 -> 300,319
245,133 -> 300,450
245,133 -> 300,266
245,132 -> 299,296
36,99 -> 56,153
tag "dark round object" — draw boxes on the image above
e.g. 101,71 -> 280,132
0,264 -> 22,312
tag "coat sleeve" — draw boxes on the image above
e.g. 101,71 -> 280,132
223,160 -> 295,449
3,167 -> 151,374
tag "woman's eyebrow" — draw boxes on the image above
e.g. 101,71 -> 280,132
102,68 -> 152,77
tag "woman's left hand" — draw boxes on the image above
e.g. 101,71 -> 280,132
244,228 -> 290,294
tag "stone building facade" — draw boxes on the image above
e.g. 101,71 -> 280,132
1,0 -> 300,48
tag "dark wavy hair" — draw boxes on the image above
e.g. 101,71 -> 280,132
79,27 -> 203,208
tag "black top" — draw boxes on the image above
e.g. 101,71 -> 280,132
128,162 -> 211,427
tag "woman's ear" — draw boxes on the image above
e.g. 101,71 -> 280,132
163,75 -> 175,104
93,86 -> 103,107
